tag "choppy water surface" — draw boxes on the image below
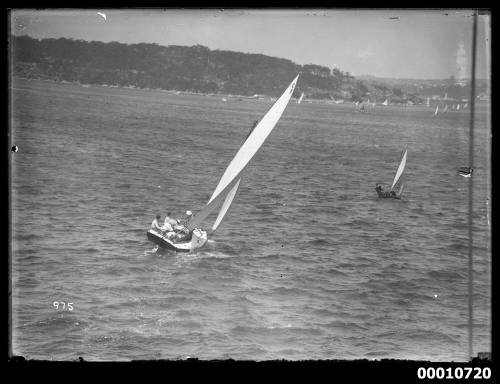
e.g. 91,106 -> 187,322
10,79 -> 491,361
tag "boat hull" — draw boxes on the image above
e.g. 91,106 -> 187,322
376,188 -> 402,199
147,229 -> 207,252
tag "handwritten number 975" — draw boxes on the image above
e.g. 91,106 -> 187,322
53,301 -> 73,311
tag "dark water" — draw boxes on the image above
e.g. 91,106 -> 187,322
10,79 -> 491,361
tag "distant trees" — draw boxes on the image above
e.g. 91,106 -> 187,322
12,35 -> 425,102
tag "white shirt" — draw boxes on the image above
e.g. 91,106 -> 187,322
162,221 -> 173,232
151,218 -> 163,232
164,216 -> 177,226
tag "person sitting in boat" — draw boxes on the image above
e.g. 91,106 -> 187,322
176,210 -> 193,227
171,211 -> 196,242
151,215 -> 163,234
162,212 -> 177,232
375,183 -> 391,198
375,184 -> 385,195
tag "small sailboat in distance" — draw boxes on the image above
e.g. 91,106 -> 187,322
458,167 -> 473,178
382,99 -> 389,106
434,105 -> 439,115
297,92 -> 304,104
426,97 -> 430,107
147,74 -> 300,251
375,146 -> 407,199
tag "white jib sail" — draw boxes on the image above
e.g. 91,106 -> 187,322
298,93 -> 304,104
390,148 -> 407,191
212,178 -> 241,231
435,105 -> 439,115
187,74 -> 299,230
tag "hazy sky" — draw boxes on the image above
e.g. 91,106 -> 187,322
11,9 -> 490,79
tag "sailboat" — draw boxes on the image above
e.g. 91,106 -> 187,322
375,146 -> 407,199
147,74 -> 300,252
444,104 -> 448,112
426,97 -> 430,107
434,105 -> 439,115
382,99 -> 389,106
458,166 -> 473,178
297,92 -> 304,104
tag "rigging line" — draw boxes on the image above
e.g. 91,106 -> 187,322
467,8 -> 478,361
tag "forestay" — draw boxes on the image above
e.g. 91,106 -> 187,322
187,74 -> 300,231
390,147 -> 407,191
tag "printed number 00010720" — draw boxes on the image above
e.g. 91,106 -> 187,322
417,367 -> 491,380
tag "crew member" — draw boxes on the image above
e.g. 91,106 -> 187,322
163,211 -> 177,232
151,215 -> 163,233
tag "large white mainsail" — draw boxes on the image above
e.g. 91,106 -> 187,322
390,147 -> 408,191
187,74 -> 300,231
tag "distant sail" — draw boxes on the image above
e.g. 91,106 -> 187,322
457,104 -> 460,110
390,147 -> 407,191
444,104 -> 448,112
435,105 -> 439,115
298,93 -> 304,104
382,99 -> 388,106
187,74 -> 299,231
426,97 -> 430,107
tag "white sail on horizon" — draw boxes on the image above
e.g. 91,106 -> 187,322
390,147 -> 407,191
187,74 -> 300,231
435,105 -> 439,115
298,92 -> 304,104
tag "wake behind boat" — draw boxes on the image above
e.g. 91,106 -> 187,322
375,146 -> 407,199
147,74 -> 300,251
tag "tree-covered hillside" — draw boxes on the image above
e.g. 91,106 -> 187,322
13,35 -> 480,104
10,35 -> 391,101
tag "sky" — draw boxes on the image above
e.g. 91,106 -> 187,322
10,9 -> 490,80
